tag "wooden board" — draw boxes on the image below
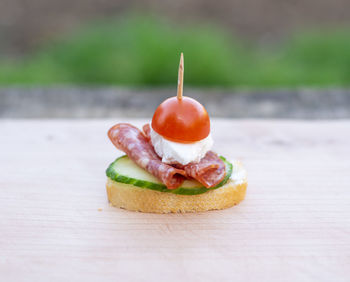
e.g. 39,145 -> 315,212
1,119 -> 349,282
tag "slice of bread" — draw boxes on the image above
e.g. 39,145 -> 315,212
106,161 -> 247,213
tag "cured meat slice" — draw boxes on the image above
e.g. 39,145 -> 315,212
183,151 -> 226,188
142,123 -> 226,188
108,123 -> 187,189
142,123 -> 151,141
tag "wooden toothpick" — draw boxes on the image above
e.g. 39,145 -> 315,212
177,53 -> 184,100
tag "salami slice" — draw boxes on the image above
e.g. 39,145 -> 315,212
142,123 -> 226,188
142,123 -> 151,141
108,123 -> 187,189
183,151 -> 226,188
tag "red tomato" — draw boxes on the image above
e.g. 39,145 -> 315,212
151,96 -> 210,143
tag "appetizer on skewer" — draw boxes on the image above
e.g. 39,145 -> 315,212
106,53 -> 247,213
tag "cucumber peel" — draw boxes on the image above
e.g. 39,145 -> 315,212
106,155 -> 233,195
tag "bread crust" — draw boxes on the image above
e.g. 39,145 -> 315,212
106,177 -> 247,213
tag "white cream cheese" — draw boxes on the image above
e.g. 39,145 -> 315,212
149,125 -> 213,165
229,161 -> 247,185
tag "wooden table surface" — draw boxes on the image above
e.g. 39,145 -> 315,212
1,119 -> 349,282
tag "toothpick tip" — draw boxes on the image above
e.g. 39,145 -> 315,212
177,53 -> 184,100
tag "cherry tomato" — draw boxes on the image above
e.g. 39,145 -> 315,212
151,96 -> 210,143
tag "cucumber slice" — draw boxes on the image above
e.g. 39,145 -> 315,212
106,155 -> 233,195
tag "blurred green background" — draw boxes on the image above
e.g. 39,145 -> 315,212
1,0 -> 350,88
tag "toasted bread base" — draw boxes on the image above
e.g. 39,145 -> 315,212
106,177 -> 247,213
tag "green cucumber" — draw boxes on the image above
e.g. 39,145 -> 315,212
106,155 -> 232,195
